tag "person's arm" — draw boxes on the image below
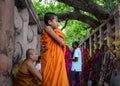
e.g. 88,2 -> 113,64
45,26 -> 64,46
111,53 -> 118,76
27,62 -> 42,81
68,57 -> 78,62
74,48 -> 79,62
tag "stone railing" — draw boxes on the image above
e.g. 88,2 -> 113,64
80,4 -> 120,59
80,6 -> 120,85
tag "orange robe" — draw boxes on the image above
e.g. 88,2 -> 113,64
40,28 -> 69,86
14,61 -> 41,86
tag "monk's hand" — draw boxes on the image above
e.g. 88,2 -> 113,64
68,58 -> 72,61
74,57 -> 78,62
46,26 -> 53,30
45,26 -> 64,46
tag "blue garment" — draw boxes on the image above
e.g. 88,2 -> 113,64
71,48 -> 82,72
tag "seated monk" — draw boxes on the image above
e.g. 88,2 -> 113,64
14,48 -> 42,86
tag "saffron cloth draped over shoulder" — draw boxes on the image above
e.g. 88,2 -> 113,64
14,61 -> 37,86
40,28 -> 69,86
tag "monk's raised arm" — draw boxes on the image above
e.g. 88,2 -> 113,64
45,26 -> 64,46
27,62 -> 42,81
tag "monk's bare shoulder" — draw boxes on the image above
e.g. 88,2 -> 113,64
25,61 -> 34,69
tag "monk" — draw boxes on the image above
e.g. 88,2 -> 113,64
14,48 -> 42,86
40,12 -> 69,86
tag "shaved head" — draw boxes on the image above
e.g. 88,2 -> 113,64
26,48 -> 35,59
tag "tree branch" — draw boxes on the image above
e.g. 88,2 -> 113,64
38,11 -> 100,29
61,19 -> 68,30
57,11 -> 100,29
57,0 -> 110,20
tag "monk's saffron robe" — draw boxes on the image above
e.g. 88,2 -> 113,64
40,28 -> 69,86
14,61 -> 40,86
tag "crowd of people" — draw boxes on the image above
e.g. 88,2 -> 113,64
13,12 -> 118,86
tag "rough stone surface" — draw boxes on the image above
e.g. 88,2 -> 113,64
0,0 -> 43,86
14,6 -> 23,34
0,31 -> 7,54
0,54 -> 13,86
0,0 -> 14,86
27,25 -> 34,43
13,7 -> 41,74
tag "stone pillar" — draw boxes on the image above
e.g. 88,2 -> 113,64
89,36 -> 92,56
107,22 -> 115,52
94,33 -> 97,49
0,0 -> 14,86
106,23 -> 111,48
99,27 -> 103,47
84,42 -> 86,48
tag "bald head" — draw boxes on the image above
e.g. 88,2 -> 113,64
26,48 -> 35,59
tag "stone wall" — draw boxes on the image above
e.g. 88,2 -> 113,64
0,0 -> 14,86
0,0 -> 42,86
13,6 -> 41,72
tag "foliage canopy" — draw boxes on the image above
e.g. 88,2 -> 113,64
32,0 -> 119,48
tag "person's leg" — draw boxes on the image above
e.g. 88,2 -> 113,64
104,82 -> 110,86
69,71 -> 75,86
75,72 -> 80,86
104,73 -> 111,86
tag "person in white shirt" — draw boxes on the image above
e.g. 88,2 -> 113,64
36,56 -> 41,73
68,41 -> 82,86
35,56 -> 42,85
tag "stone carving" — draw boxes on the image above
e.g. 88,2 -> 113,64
14,6 -> 23,35
18,8 -> 29,59
28,25 -> 39,50
13,42 -> 23,64
12,42 -> 23,74
27,26 -> 34,43
0,0 -> 43,86
19,8 -> 29,22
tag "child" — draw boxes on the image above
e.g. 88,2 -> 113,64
40,12 -> 69,86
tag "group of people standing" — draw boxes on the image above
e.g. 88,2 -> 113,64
13,12 -> 118,86
80,44 -> 118,86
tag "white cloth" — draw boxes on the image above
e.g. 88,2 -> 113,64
71,48 -> 82,72
36,63 -> 41,72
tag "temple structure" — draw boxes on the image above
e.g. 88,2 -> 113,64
0,0 -> 43,85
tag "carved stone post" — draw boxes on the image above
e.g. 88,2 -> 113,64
94,33 -> 97,49
84,42 -> 86,49
89,36 -> 92,56
99,27 -> 104,47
